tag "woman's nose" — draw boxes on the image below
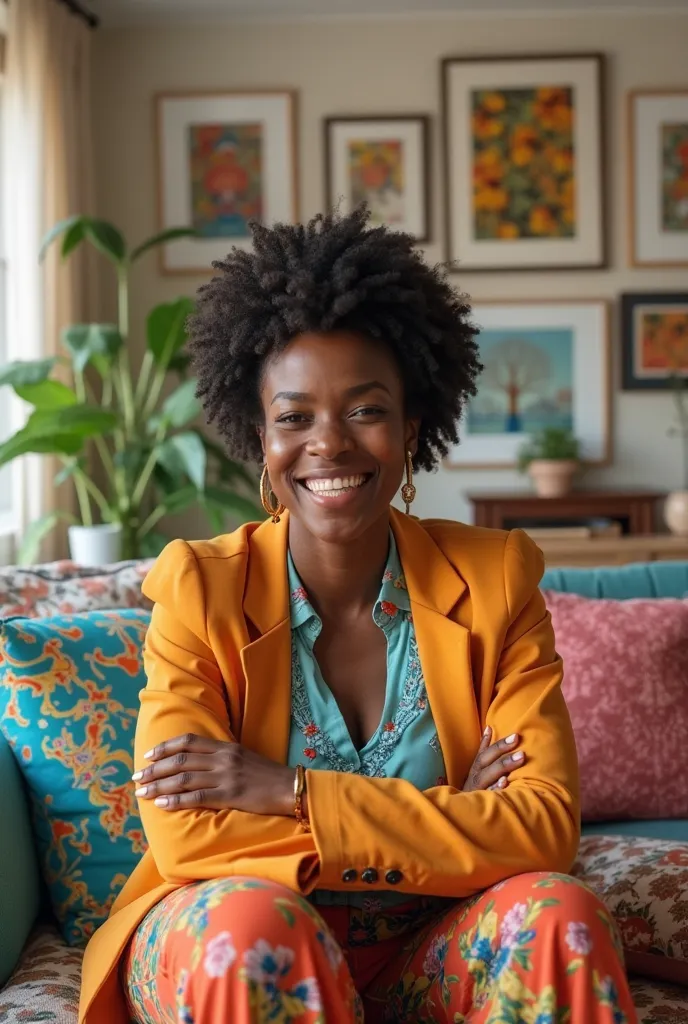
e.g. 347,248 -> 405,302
305,418 -> 353,459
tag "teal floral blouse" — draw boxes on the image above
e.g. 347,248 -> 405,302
286,532 -> 446,907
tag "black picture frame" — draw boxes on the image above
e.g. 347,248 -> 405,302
621,292 -> 688,391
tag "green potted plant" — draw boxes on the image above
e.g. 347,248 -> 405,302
0,215 -> 262,565
517,427 -> 581,498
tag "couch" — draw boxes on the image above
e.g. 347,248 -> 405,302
0,556 -> 687,1023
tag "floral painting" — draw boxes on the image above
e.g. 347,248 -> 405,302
661,122 -> 688,233
349,139 -> 405,226
189,122 -> 263,239
622,293 -> 688,389
636,308 -> 688,376
471,87 -> 576,242
468,327 -> 574,436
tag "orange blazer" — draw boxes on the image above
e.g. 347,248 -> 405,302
79,509 -> 580,1024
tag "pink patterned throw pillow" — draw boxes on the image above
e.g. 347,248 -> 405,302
543,590 -> 688,822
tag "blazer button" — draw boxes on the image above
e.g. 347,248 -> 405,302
342,869 -> 357,883
361,867 -> 379,884
385,870 -> 403,885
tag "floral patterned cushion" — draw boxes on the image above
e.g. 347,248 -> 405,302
0,923 -> 82,1024
543,590 -> 688,822
574,834 -> 688,985
0,611 -> 149,948
630,977 -> 688,1023
0,560 -> 154,619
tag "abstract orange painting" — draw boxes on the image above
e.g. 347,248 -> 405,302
348,139 -> 405,226
471,86 -> 576,241
189,122 -> 263,239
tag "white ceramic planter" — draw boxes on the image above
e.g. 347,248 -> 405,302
527,459 -> 578,499
68,523 -> 123,566
665,490 -> 688,536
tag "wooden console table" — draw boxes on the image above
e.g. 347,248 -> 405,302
467,490 -> 663,536
535,533 -> 688,568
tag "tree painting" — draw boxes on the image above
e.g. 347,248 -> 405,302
468,328 -> 574,435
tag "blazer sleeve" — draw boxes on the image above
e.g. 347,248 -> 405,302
136,540 -> 320,891
306,529 -> 581,898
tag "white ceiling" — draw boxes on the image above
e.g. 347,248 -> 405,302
89,0 -> 688,28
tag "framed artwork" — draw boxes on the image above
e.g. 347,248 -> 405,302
324,115 -> 430,240
156,91 -> 298,274
621,292 -> 688,390
629,90 -> 688,267
445,301 -> 611,468
442,54 -> 606,271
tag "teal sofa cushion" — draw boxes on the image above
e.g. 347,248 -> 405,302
542,560 -> 688,600
0,610 -> 149,948
582,820 -> 688,842
0,731 -> 40,986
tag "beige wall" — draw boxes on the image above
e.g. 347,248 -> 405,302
91,10 -> 688,530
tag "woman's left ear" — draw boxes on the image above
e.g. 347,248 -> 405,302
405,418 -> 421,457
256,425 -> 266,458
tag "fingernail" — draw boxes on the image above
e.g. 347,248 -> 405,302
135,787 -> 148,797
131,771 -> 143,782
506,733 -> 517,743
483,726 -> 491,738
499,777 -> 508,788
512,751 -> 524,762
154,797 -> 169,808
143,749 -> 154,760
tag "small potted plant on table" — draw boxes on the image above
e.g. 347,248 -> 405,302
517,427 -> 581,498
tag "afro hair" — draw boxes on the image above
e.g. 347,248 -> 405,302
188,206 -> 481,472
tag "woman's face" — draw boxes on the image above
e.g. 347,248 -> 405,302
258,331 -> 419,543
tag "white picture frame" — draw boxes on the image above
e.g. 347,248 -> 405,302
324,116 -> 430,240
445,301 -> 611,469
442,54 -> 606,271
156,91 -> 298,274
630,90 -> 688,268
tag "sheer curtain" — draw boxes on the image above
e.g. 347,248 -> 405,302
2,0 -> 96,563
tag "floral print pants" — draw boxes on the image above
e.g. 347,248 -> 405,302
123,872 -> 638,1024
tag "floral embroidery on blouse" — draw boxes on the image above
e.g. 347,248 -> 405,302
286,530 -> 445,787
290,625 -> 429,777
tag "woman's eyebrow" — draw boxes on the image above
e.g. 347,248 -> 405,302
270,380 -> 391,406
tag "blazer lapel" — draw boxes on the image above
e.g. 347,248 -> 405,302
239,515 -> 292,763
391,509 -> 482,787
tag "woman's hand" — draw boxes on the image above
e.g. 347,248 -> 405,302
462,727 -> 525,793
132,734 -> 295,816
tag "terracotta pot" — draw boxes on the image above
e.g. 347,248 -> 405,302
665,490 -> 688,536
527,459 -> 578,498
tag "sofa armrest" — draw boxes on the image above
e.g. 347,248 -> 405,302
0,731 -> 40,986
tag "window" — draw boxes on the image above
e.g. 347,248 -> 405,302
0,68 -> 12,536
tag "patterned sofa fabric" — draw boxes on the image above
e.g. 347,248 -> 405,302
0,924 -> 82,1024
0,560 -> 154,619
574,834 -> 688,986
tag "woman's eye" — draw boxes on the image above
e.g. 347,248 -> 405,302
276,413 -> 308,425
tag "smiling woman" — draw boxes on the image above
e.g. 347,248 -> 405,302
79,208 -> 638,1024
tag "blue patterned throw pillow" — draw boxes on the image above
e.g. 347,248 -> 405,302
0,609 -> 149,946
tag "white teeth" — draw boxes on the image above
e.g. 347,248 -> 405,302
304,474 -> 367,494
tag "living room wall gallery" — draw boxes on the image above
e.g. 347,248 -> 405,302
149,49 -> 688,531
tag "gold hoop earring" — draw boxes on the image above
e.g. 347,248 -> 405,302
260,465 -> 285,524
401,450 -> 416,515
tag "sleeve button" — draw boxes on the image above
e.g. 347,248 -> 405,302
361,867 -> 379,884
385,870 -> 403,885
342,869 -> 357,883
